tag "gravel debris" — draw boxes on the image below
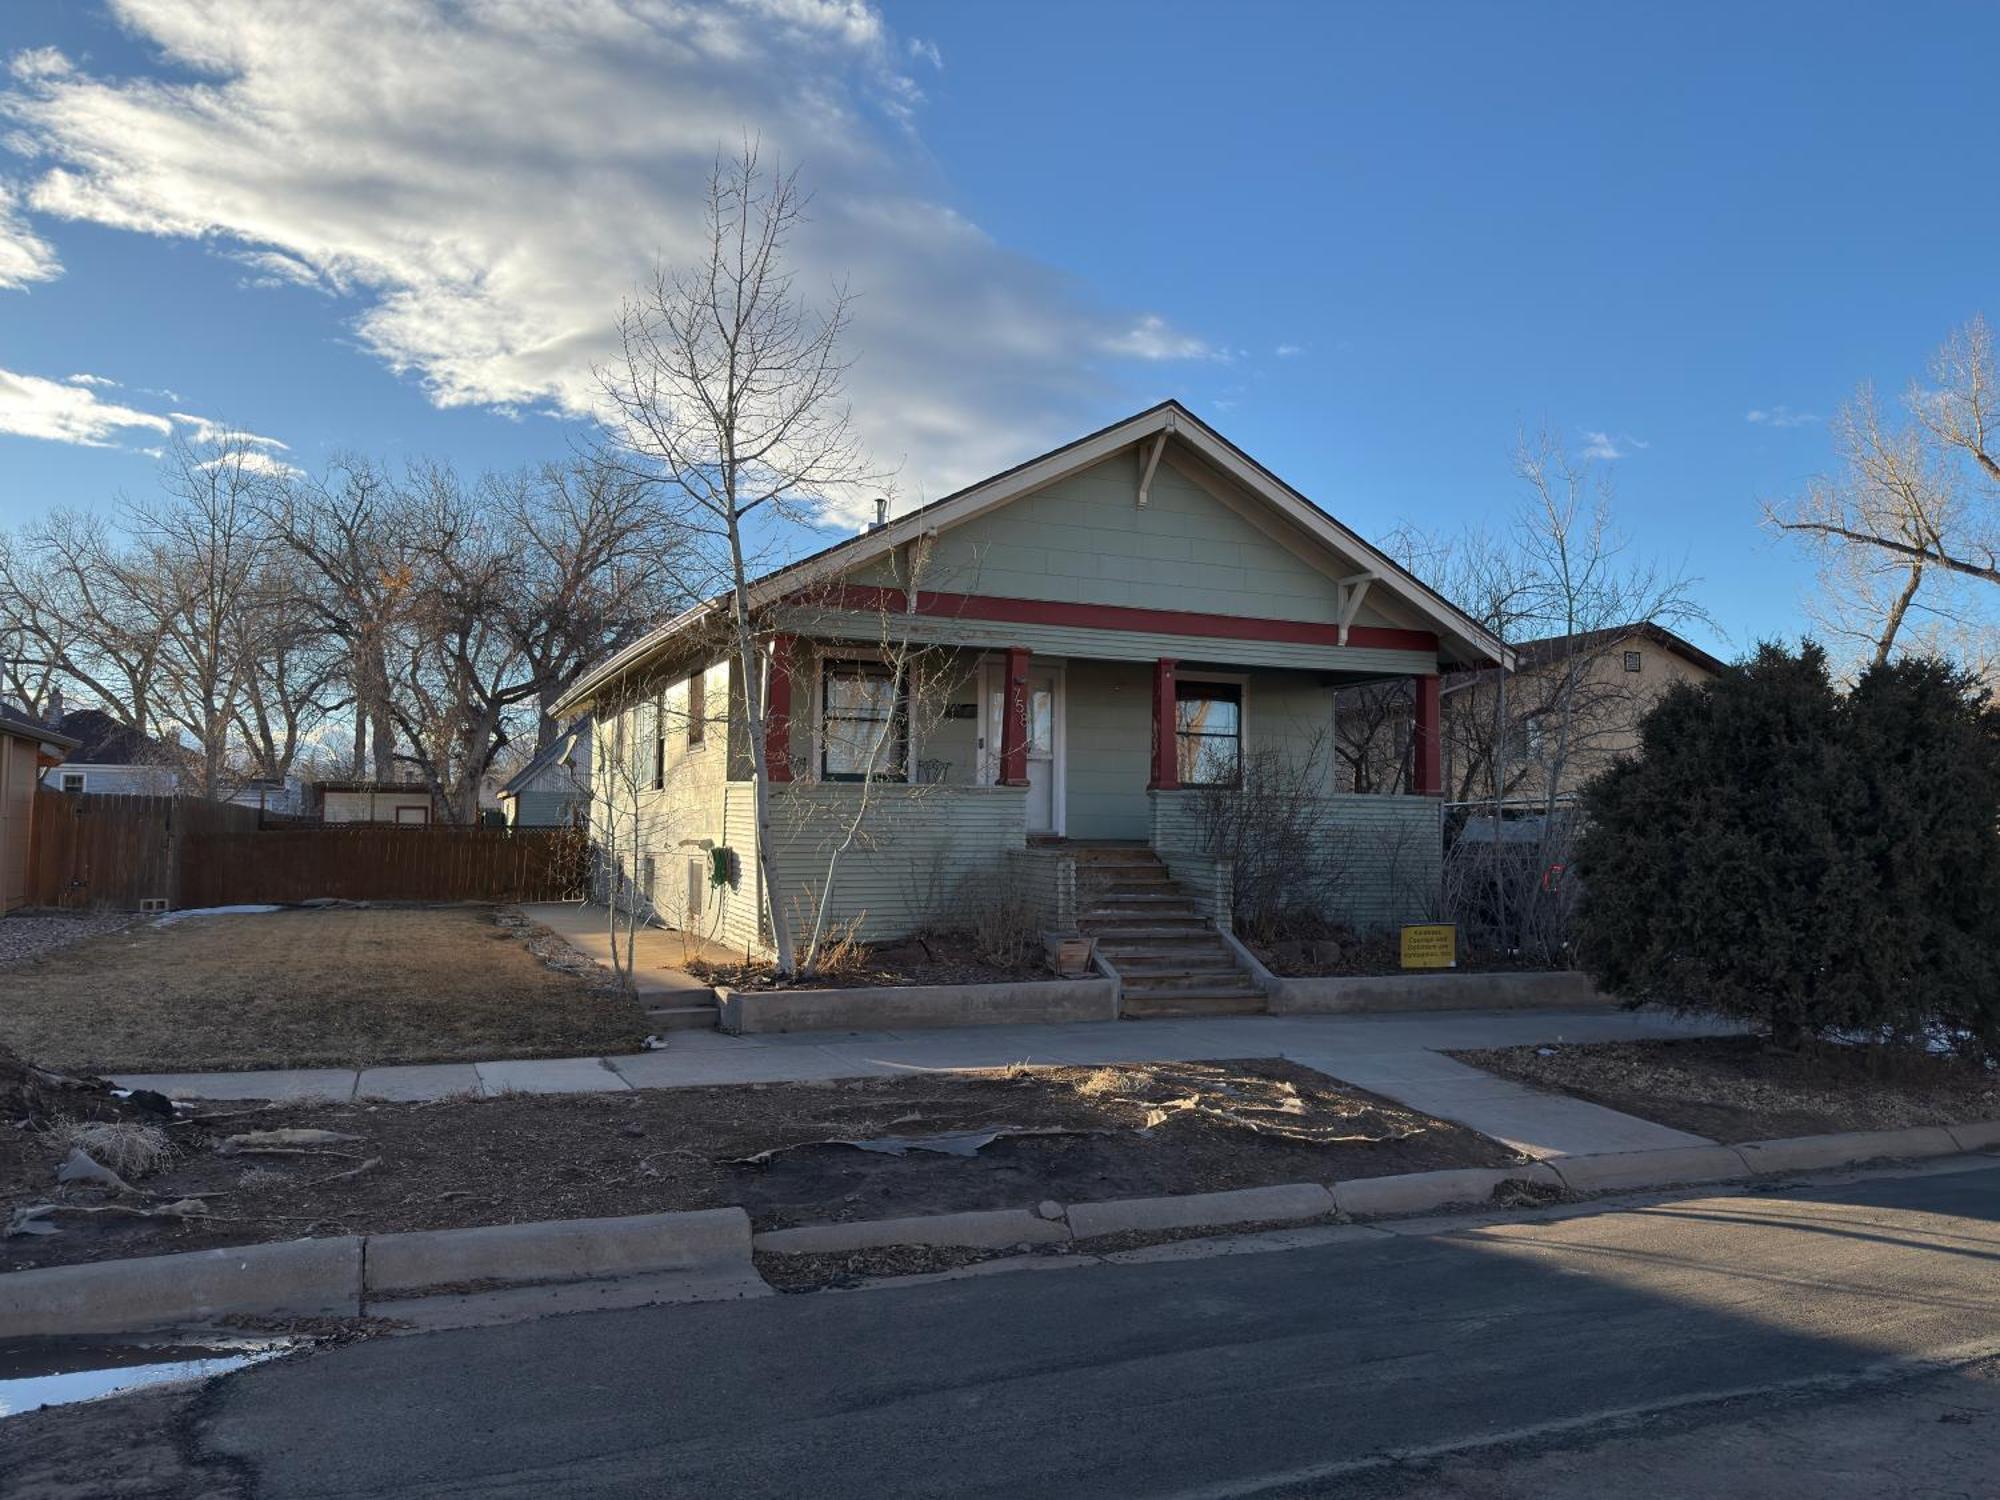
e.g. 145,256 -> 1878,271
0,912 -> 136,966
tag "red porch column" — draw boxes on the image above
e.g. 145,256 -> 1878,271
1412,672 -> 1442,796
999,645 -> 1030,786
764,634 -> 795,782
1148,657 -> 1180,790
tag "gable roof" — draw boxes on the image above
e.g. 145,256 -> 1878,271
499,716 -> 591,798
556,401 -> 1511,715
1512,622 -> 1727,678
56,708 -> 170,765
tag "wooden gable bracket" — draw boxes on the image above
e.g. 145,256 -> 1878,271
1336,572 -> 1378,646
1135,423 -> 1172,509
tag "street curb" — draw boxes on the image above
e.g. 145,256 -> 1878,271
1949,1120 -> 2000,1152
1067,1183 -> 1336,1239
1330,1163 -> 1564,1218
365,1208 -> 753,1296
1548,1145 -> 1752,1193
1734,1126 -> 1962,1175
0,1209 -> 756,1339
754,1207 -> 1067,1255
0,1235 -> 364,1339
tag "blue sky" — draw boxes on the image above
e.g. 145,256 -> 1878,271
1,1 -> 1994,660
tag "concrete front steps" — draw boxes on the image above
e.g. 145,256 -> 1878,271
645,1001 -> 721,1031
1072,846 -> 1265,1019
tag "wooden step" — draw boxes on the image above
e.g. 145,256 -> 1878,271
1081,921 -> 1215,939
1120,973 -> 1263,996
1109,956 -> 1246,978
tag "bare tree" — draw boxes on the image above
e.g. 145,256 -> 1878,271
597,143 -> 878,978
1770,318 -> 2000,679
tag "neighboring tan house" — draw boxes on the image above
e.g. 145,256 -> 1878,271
553,401 -> 1510,981
1337,622 -> 1725,807
1488,624 -> 1736,804
2,710 -> 79,914
497,718 -> 591,828
37,709 -> 180,797
315,780 -> 441,825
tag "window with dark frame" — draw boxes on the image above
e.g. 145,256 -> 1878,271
1175,679 -> 1242,786
1623,650 -> 1643,673
652,696 -> 666,790
687,670 -> 706,747
820,660 -> 907,782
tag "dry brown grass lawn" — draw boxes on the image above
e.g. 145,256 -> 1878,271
0,906 -> 647,1072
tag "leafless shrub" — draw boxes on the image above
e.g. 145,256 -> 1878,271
1442,804 -> 1581,965
51,1119 -> 173,1178
962,863 -> 1043,969
1188,741 -> 1350,943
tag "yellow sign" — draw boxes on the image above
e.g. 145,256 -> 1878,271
1400,924 -> 1457,970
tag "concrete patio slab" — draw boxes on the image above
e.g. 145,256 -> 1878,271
474,1056 -> 632,1095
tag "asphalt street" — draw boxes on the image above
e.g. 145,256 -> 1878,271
182,1159 -> 2000,1499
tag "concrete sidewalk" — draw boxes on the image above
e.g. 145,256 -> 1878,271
114,1008 -> 1728,1159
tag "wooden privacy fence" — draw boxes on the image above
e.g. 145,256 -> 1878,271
27,791 -> 584,910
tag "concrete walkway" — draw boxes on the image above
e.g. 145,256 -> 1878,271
519,900 -> 735,1001
115,1008 -> 1726,1159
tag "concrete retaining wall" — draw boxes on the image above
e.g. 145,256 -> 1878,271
717,977 -> 1117,1034
1269,968 -> 1609,1015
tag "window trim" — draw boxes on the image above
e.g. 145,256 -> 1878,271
59,770 -> 86,794
651,693 -> 667,790
817,657 -> 910,784
1173,671 -> 1247,788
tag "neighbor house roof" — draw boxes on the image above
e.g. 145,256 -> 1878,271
499,716 -> 591,799
0,709 -> 80,753
554,400 -> 1514,716
1510,622 -> 1727,678
54,708 -> 170,765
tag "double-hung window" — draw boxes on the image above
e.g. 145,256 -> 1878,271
821,661 -> 907,782
1174,679 -> 1242,786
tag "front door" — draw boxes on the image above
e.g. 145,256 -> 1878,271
983,661 -> 1064,836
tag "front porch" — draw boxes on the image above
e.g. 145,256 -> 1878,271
751,634 -> 1447,959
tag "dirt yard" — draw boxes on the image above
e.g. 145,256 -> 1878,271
1,1058 -> 1524,1271
1453,1036 -> 2000,1143
0,906 -> 647,1073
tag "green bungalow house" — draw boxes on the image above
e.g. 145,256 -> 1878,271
553,401 -> 1510,1011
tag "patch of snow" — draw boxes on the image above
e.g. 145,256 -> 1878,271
153,904 -> 283,926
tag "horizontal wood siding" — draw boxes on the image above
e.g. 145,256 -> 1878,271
1152,789 -> 1441,931
765,785 -> 1027,943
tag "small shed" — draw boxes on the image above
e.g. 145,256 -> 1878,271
496,717 -> 592,828
2,711 -> 80,914
314,781 -> 440,825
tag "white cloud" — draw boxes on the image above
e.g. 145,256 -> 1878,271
200,448 -> 301,479
1106,314 -> 1215,362
66,372 -> 119,388
169,412 -> 289,451
1,3 -> 1212,519
0,182 -> 59,289
1274,344 -> 1304,358
1746,405 -> 1819,428
0,364 -> 172,445
1579,429 -> 1647,462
